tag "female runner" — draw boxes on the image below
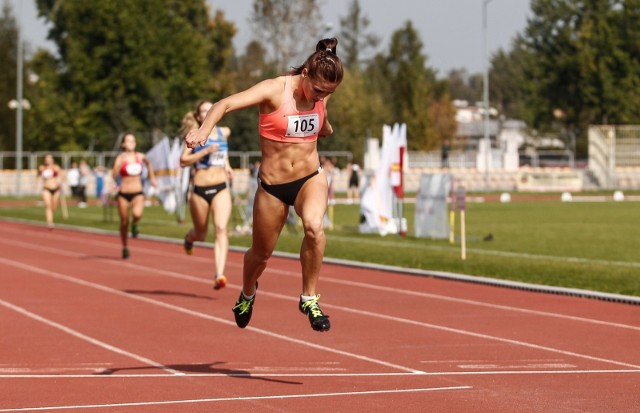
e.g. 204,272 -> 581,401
180,100 -> 233,289
111,133 -> 157,259
185,38 -> 343,332
36,153 -> 64,229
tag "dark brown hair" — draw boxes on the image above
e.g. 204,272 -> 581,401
290,38 -> 343,84
120,132 -> 136,150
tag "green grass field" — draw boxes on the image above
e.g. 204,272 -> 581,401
2,195 -> 639,297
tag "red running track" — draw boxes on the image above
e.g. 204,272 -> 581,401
0,220 -> 639,412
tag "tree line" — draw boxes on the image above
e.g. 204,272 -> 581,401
1,0 -> 638,163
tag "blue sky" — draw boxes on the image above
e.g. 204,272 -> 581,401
16,0 -> 532,75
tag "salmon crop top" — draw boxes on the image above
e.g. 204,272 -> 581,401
120,153 -> 143,177
259,76 -> 325,143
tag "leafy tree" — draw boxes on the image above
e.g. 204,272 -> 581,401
364,53 -> 393,111
489,42 -> 531,122
223,41 -> 276,155
447,68 -> 483,104
338,0 -> 380,70
517,0 -> 640,154
429,79 -> 458,147
25,50 -> 87,152
32,0 -> 234,150
205,10 -> 239,97
250,0 -> 322,72
0,0 -> 18,152
370,21 -> 455,151
312,0 -> 387,163
320,68 -> 391,163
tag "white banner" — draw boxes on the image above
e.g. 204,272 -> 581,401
415,174 -> 452,239
359,123 -> 407,236
146,136 -> 181,214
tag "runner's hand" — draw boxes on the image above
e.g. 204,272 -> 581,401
185,129 -> 208,149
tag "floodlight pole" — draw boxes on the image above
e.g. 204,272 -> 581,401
15,8 -> 24,197
482,0 -> 494,189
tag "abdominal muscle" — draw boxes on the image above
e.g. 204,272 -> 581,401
192,166 -> 227,186
119,175 -> 143,193
258,137 -> 319,184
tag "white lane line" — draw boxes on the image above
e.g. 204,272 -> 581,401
1,235 -> 638,333
0,232 -> 640,331
0,299 -> 183,376
325,302 -> 640,369
0,367 -> 106,374
311,275 -> 640,332
1,369 -> 639,379
2,240 -> 640,371
0,257 -> 424,375
0,238 -> 211,284
0,386 -> 472,412
3,255 -> 639,375
251,289 -> 640,369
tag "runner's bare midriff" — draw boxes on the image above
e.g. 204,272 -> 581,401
120,175 -> 144,193
193,166 -> 227,186
258,137 -> 320,184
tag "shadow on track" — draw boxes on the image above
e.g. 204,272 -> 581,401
96,361 -> 302,385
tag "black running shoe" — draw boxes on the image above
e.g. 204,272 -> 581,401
122,247 -> 130,260
184,238 -> 194,255
131,223 -> 139,238
232,285 -> 257,328
299,294 -> 330,332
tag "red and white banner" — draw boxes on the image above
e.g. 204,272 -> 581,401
359,123 -> 408,236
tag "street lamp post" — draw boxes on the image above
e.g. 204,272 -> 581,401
482,0 -> 494,188
15,17 -> 24,197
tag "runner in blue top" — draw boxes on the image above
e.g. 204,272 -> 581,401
180,100 -> 233,290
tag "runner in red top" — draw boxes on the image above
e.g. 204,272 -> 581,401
111,133 -> 157,259
185,38 -> 344,332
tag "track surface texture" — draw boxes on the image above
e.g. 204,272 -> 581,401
1,221 -> 639,412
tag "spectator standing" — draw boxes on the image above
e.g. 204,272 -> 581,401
346,160 -> 360,204
441,139 -> 451,168
94,165 -> 106,199
78,160 -> 90,207
66,161 -> 80,204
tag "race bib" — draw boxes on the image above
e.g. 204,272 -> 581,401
208,151 -> 226,167
125,163 -> 142,176
285,113 -> 320,138
41,168 -> 54,179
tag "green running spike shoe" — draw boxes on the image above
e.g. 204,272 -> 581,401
232,284 -> 257,328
